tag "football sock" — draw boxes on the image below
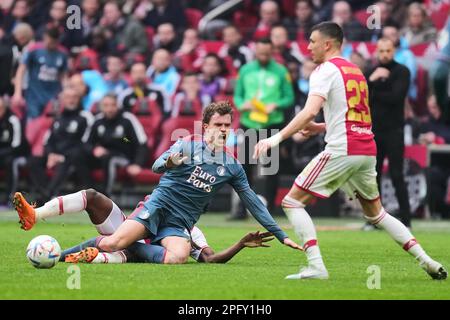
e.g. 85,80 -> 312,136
365,208 -> 433,264
59,237 -> 97,261
91,251 -> 127,264
282,195 -> 325,267
35,190 -> 87,220
126,242 -> 166,264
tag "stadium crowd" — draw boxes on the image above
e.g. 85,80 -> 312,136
0,0 -> 449,219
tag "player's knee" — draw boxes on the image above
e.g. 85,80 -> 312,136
281,195 -> 305,209
163,251 -> 189,264
100,235 -> 125,252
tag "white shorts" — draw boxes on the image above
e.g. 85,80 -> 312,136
94,201 -> 127,235
294,151 -> 380,201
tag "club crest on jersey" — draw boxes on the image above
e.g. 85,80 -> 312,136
216,166 -> 226,176
186,166 -> 216,193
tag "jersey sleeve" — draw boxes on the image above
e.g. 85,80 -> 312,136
308,62 -> 339,100
230,165 -> 288,242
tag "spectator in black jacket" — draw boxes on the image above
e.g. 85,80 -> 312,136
28,87 -> 93,201
87,93 -> 148,196
367,38 -> 412,228
0,96 -> 29,206
142,0 -> 187,33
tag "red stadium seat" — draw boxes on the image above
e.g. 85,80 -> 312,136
154,116 -> 201,158
430,10 -> 448,30
354,9 -> 371,26
145,27 -> 155,47
410,66 -> 429,117
131,96 -> 163,160
281,0 -> 296,17
26,116 -> 54,157
185,8 -> 202,29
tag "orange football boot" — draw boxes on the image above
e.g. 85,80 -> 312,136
65,247 -> 99,263
12,192 -> 36,231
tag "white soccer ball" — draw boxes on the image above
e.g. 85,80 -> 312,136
26,235 -> 61,269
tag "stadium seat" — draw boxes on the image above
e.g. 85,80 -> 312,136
354,9 -> 371,26
145,27 -> 155,47
154,116 -> 201,158
430,10 -> 448,30
26,115 -> 54,157
410,66 -> 429,116
185,8 -> 202,29
281,0 -> 296,17
131,96 -> 163,160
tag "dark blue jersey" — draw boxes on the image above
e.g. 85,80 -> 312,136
148,135 -> 288,242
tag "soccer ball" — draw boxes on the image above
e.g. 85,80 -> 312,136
26,235 -> 61,269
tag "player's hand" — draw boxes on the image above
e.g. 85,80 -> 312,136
241,101 -> 254,111
265,103 -> 277,114
165,152 -> 188,168
47,153 -> 65,169
283,238 -> 303,251
253,139 -> 272,159
240,231 -> 274,248
127,164 -> 142,176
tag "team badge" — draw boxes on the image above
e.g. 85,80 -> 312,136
216,166 -> 226,176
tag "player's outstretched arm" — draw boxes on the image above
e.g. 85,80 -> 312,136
199,231 -> 274,263
253,95 -> 325,159
152,140 -> 188,173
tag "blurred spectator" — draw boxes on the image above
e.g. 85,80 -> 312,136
367,1 -> 395,42
311,0 -> 335,22
69,72 -> 108,111
252,0 -> 280,41
35,0 -> 67,41
283,0 -> 318,41
350,50 -> 370,74
104,54 -> 129,95
100,0 -> 148,55
86,93 -> 148,196
233,38 -> 294,219
430,10 -> 450,125
218,25 -> 253,76
153,22 -> 181,53
384,0 -> 408,27
86,26 -> 110,71
382,23 -> 418,100
270,25 -> 302,65
332,0 -> 369,41
174,28 -> 205,72
147,48 -> 181,97
367,38 -> 412,227
401,2 -> 437,47
12,27 -> 68,119
199,53 -> 227,100
119,62 -> 166,114
142,0 -> 187,33
419,95 -> 450,219
297,57 -> 316,108
171,72 -> 211,117
0,22 -> 34,96
0,96 -> 29,206
1,0 -> 31,34
28,87 -> 93,201
65,0 -> 101,49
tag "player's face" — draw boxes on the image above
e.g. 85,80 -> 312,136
376,40 -> 395,65
204,113 -> 232,149
308,30 -> 328,64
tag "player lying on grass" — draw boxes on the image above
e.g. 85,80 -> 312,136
253,22 -> 447,280
14,188 -> 274,264
14,100 -> 301,265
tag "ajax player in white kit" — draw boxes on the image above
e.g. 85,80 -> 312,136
254,22 -> 447,280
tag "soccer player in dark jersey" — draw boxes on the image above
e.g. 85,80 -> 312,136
14,101 -> 301,264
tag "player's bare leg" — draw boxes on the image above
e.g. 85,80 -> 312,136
96,219 -> 148,252
281,185 -> 329,280
160,236 -> 191,264
13,189 -> 117,230
360,197 -> 447,280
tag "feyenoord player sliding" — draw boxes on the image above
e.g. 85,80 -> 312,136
15,101 -> 301,265
254,22 -> 447,280
13,188 -> 275,264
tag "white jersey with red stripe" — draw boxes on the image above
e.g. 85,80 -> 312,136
309,56 -> 376,156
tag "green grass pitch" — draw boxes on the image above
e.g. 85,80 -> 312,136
0,210 -> 449,300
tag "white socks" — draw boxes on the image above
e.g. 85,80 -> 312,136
91,251 -> 127,264
365,208 -> 432,264
35,191 -> 87,220
282,196 -> 325,267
